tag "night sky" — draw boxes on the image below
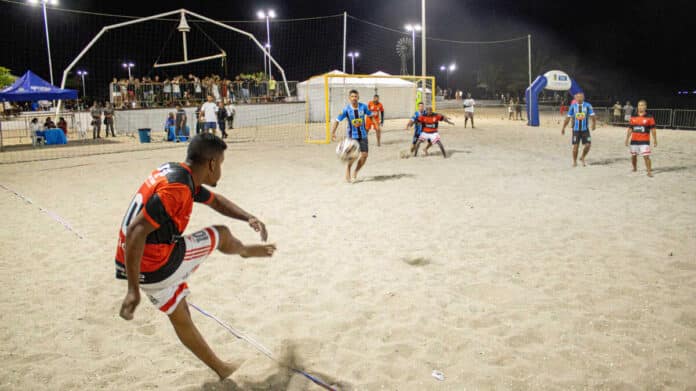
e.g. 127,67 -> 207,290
1,0 -> 691,106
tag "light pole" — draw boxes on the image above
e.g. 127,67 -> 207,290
440,63 -> 456,98
405,24 -> 421,76
76,70 -> 87,98
348,52 -> 359,74
257,9 -> 276,80
28,0 -> 57,85
122,62 -> 134,79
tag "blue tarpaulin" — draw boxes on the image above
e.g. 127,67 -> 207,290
0,70 -> 77,102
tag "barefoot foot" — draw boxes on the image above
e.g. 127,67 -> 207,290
216,359 -> 244,380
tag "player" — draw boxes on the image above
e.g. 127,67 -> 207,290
561,92 -> 596,167
116,133 -> 276,379
463,93 -> 475,128
330,89 -> 372,182
625,99 -> 657,177
405,102 -> 426,154
413,106 -> 455,158
366,94 -> 385,146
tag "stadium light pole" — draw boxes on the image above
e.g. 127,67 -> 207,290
405,24 -> 421,76
348,52 -> 359,74
421,0 -> 426,77
258,9 -> 276,80
28,0 -> 57,85
76,70 -> 87,98
122,62 -> 134,79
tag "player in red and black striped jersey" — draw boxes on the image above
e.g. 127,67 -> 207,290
116,133 -> 276,379
624,100 -> 658,177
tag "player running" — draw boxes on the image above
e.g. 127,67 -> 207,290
561,92 -> 596,167
413,106 -> 455,158
366,94 -> 385,146
330,89 -> 373,182
405,102 -> 426,154
625,99 -> 657,177
116,133 -> 276,379
463,93 -> 475,128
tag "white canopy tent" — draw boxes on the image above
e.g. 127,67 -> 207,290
298,70 -> 419,123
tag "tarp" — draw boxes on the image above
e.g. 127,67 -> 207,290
0,70 -> 78,102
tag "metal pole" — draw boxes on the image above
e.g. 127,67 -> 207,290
421,0 -> 426,77
342,12 -> 347,73
127,66 -> 131,79
527,34 -> 532,86
266,15 -> 272,80
42,2 -> 54,85
81,74 -> 86,97
351,57 -> 355,74
412,30 -> 416,76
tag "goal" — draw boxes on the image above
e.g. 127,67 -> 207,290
300,72 -> 436,144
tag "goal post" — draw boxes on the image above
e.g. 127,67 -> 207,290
302,73 -> 436,144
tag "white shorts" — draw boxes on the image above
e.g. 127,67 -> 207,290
419,132 -> 441,144
141,226 -> 220,314
630,144 -> 651,156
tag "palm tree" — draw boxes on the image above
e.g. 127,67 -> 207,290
396,37 -> 412,76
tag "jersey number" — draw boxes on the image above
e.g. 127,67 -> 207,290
121,193 -> 144,236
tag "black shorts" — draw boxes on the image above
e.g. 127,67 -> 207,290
572,131 -> 591,145
355,137 -> 368,153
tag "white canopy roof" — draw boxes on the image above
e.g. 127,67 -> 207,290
298,70 -> 416,87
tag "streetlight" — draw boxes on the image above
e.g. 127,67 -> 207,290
404,24 -> 421,76
257,9 -> 276,81
76,70 -> 88,98
122,62 -> 135,79
28,0 -> 58,85
348,52 -> 360,74
440,63 -> 456,98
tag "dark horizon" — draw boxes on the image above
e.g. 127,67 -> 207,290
1,0 -> 692,107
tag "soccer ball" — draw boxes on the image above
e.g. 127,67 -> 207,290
336,138 -> 360,162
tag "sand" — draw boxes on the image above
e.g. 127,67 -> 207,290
1,114 -> 695,390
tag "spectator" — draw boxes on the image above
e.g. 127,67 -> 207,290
30,118 -> 43,145
515,97 -> 523,120
43,116 -> 56,129
172,77 -> 181,102
508,97 -> 515,120
111,77 -> 122,108
195,104 -> 204,135
90,102 -> 102,139
612,101 -> 623,124
216,101 -> 229,139
57,117 -> 68,136
268,75 -> 277,100
165,112 -> 176,139
224,98 -> 236,131
175,104 -> 187,141
241,77 -> 250,103
104,102 -> 115,137
163,78 -> 172,104
623,101 -> 634,122
201,95 -> 219,136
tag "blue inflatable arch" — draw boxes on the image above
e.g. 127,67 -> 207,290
526,70 -> 583,127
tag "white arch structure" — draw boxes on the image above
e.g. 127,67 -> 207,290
58,8 -> 291,112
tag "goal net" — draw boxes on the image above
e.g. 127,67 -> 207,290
301,73 -> 435,144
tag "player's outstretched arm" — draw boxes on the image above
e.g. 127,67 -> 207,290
330,120 -> 340,141
120,212 -> 157,321
444,116 -> 455,125
209,193 -> 268,241
562,117 -> 570,134
625,127 -> 632,146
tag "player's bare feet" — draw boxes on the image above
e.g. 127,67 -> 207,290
216,359 -> 244,380
351,173 -> 358,183
580,159 -> 586,167
573,161 -> 577,167
241,244 -> 277,258
647,171 -> 653,177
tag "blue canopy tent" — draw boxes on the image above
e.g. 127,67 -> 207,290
0,70 -> 77,102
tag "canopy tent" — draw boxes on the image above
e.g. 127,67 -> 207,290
298,70 -> 419,122
0,70 -> 78,102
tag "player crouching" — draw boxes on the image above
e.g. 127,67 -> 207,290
413,106 -> 454,158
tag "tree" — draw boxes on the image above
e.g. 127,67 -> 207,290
0,66 -> 17,88
395,37 -> 412,76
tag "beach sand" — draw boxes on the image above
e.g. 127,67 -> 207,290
1,115 -> 695,390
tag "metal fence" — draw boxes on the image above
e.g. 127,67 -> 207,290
672,110 -> 696,129
108,80 -> 299,109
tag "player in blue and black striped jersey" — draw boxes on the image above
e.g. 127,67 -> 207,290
562,92 -> 597,167
405,102 -> 426,154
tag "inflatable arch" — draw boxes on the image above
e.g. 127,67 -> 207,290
526,70 -> 584,126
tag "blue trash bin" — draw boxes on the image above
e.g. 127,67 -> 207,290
138,128 -> 151,143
